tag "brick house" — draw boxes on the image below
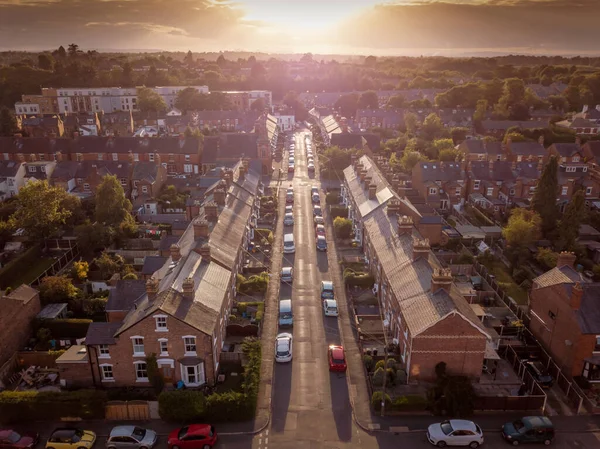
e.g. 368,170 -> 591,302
548,142 -> 584,165
330,132 -> 380,152
0,161 -> 25,200
458,140 -> 504,162
0,137 -> 71,164
0,285 -> 41,368
582,141 -> 600,165
131,161 -> 167,203
100,111 -> 134,137
362,207 -> 492,382
166,111 -> 260,134
412,161 -> 465,211
355,109 -> 404,130
466,161 -> 515,212
512,162 -> 542,203
23,161 -> 56,183
505,138 -> 548,164
530,252 -> 600,382
556,164 -> 594,206
481,120 -> 549,138
20,116 -> 65,137
52,160 -> 131,197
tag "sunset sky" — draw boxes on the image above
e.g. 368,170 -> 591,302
1,0 -> 599,55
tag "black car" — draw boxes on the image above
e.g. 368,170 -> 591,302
524,360 -> 554,388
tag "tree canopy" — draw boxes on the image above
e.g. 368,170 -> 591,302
531,156 -> 559,238
95,175 -> 132,227
557,190 -> 586,251
502,208 -> 541,248
137,87 -> 167,113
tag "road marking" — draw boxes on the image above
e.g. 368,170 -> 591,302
266,430 -> 269,436
265,437 -> 269,444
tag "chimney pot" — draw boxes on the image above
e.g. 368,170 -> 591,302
199,243 -> 211,262
205,201 -> 218,221
412,238 -> 430,261
556,251 -> 576,269
170,244 -> 181,262
182,277 -> 195,296
570,281 -> 583,310
214,188 -> 226,206
397,215 -> 413,235
431,267 -> 453,293
368,184 -> 377,200
239,165 -> 246,180
193,219 -> 209,239
146,278 -> 159,297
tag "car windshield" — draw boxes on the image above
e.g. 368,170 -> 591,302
280,312 -> 292,319
132,428 -> 146,440
440,422 -> 453,435
8,432 -> 21,443
178,427 -> 189,440
333,357 -> 344,364
277,350 -> 289,357
71,431 -> 83,443
513,420 -> 525,431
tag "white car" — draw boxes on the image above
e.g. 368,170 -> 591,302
285,205 -> 293,214
323,299 -> 338,316
284,213 -> 294,226
275,333 -> 293,363
281,266 -> 293,283
427,420 -> 484,448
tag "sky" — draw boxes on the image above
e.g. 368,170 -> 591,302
1,0 -> 600,56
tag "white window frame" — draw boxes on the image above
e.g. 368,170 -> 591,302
83,183 -> 90,192
182,335 -> 197,356
185,154 -> 191,162
428,187 -> 437,195
517,155 -> 522,162
97,153 -> 104,161
134,361 -> 149,382
141,185 -> 148,194
133,153 -> 139,161
586,187 -> 593,196
572,156 -> 580,163
561,186 -> 569,196
455,187 -> 461,196
98,344 -> 110,359
100,363 -> 114,382
184,164 -> 193,173
180,362 -> 205,387
154,314 -> 168,332
566,166 -> 576,173
158,338 -> 169,356
28,166 -> 36,173
509,188 -> 516,196
473,180 -> 480,190
112,153 -> 118,161
486,187 -> 494,197
131,336 -> 145,356
149,153 -> 155,162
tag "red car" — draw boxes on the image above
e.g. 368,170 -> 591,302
168,425 -> 217,449
0,430 -> 39,449
328,345 -> 347,372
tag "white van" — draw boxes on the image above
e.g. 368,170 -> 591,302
283,233 -> 295,253
279,299 -> 293,326
323,299 -> 338,317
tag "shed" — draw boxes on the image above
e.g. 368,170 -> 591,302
56,345 -> 93,388
455,225 -> 485,240
579,224 -> 600,242
37,303 -> 68,320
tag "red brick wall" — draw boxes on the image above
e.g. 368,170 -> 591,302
107,311 -> 128,323
410,313 -> 487,381
57,361 -> 95,388
0,294 -> 41,367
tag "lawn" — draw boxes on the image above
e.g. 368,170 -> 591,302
483,260 -> 529,305
8,257 -> 54,289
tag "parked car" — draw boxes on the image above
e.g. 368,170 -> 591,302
106,427 -> 157,449
321,280 -> 334,299
501,416 -> 554,446
167,425 -> 217,449
426,420 -> 484,448
316,224 -> 326,237
323,299 -> 338,317
275,333 -> 293,363
308,163 -> 315,172
314,216 -> 325,226
524,361 -> 554,389
316,236 -> 327,251
288,163 -> 295,173
0,430 -> 39,449
286,191 -> 294,204
312,193 -> 320,203
285,205 -> 293,214
46,429 -> 96,449
328,345 -> 346,372
313,205 -> 322,216
281,266 -> 293,283
284,213 -> 294,226
311,186 -> 319,196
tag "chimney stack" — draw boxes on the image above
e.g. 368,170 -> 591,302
214,188 -> 226,206
431,267 -> 453,293
128,151 -> 134,163
576,136 -> 581,146
359,170 -> 366,183
154,152 -> 161,164
146,278 -> 159,298
556,251 -> 576,269
55,151 -> 63,162
193,219 -> 209,239
239,165 -> 246,180
182,277 -> 195,296
170,244 -> 181,262
412,238 -> 430,261
199,243 -> 211,263
368,184 -> 377,200
364,175 -> 372,187
205,201 -> 218,221
570,282 -> 583,310
224,172 -> 232,188
538,135 -> 545,146
397,215 -> 413,235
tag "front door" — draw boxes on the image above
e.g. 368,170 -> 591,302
161,366 -> 173,382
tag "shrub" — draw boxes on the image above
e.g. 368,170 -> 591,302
33,318 -> 92,339
333,217 -> 353,239
158,390 -> 206,422
375,360 -> 386,371
392,395 -> 427,411
255,228 -> 273,241
371,391 -> 392,412
330,205 -> 348,219
206,391 -> 253,421
457,253 -> 474,264
235,302 -> 265,321
325,192 -> 340,205
396,369 -> 408,384
372,367 -> 385,386
238,272 -> 269,294
82,297 -> 107,316
0,390 -> 106,424
386,368 -> 397,386
344,272 -> 375,288
363,355 -> 374,372
536,248 -> 558,270
146,354 -> 164,395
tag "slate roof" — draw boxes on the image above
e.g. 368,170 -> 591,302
469,161 -> 515,181
459,140 -> 503,155
85,322 -> 123,345
105,280 -> 147,312
132,161 -> 159,183
508,141 -> 547,157
141,256 -> 168,276
514,162 -> 541,180
73,161 -> 130,180
577,285 -> 600,333
584,141 -> 600,160
201,137 -> 219,164
331,133 -> 380,150
0,161 -> 22,177
0,137 -> 72,154
71,136 -> 201,155
570,117 -> 597,128
551,143 -> 582,157
416,161 -> 464,182
362,208 -> 488,337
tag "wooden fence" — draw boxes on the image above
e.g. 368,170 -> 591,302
16,351 -> 62,368
30,245 -> 80,286
105,401 -> 150,420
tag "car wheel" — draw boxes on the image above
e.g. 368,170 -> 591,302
512,441 -> 519,446
436,442 -> 447,448
172,446 -> 180,449
469,442 -> 479,449
544,440 -> 551,446
202,445 -> 211,449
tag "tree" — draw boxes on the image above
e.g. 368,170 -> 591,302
358,91 -> 379,110
386,94 -> 406,109
11,180 -> 74,243
531,157 -> 559,237
72,261 -> 89,282
250,62 -> 266,78
158,185 -> 187,209
67,43 -> 80,58
0,108 -> 19,137
38,276 -> 80,305
75,220 -> 114,254
334,93 -> 359,118
93,252 -> 125,280
427,138 -> 454,160
383,135 -> 408,154
56,45 -> 67,59
439,148 -> 462,162
364,55 -> 377,66
404,112 -> 418,134
422,113 -> 444,140
450,127 -> 469,145
502,208 -> 541,248
282,91 -> 308,121
333,217 -> 353,239
323,146 -> 352,171
184,50 -> 194,66
136,87 -> 167,113
557,190 -> 586,251
400,150 -> 424,172
473,99 -> 488,128
547,95 -> 568,112
216,54 -> 226,66
95,175 -> 132,227
37,54 -> 54,71
250,97 -> 267,112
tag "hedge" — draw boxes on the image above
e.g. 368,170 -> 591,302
235,302 -> 265,322
33,318 -> 93,339
0,390 -> 106,424
392,395 -> 428,411
344,270 -> 375,288
0,246 -> 40,289
330,205 -> 349,219
158,390 -> 206,423
371,391 -> 392,412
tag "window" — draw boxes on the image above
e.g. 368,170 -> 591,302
141,185 -> 148,194
134,362 -> 148,381
185,154 -> 191,162
28,166 -> 37,173
40,166 -> 46,173
120,178 -> 127,186
131,337 -> 145,356
595,336 -> 600,352
184,164 -> 193,173
486,187 -> 494,196
97,153 -> 104,161
149,153 -> 154,162
455,187 -> 461,196
509,188 -> 515,196
566,166 -> 576,173
587,187 -> 593,196
181,362 -> 205,386
133,153 -> 139,161
183,336 -> 197,355
561,157 -> 567,163
154,315 -> 167,331
573,156 -> 580,163
428,187 -> 437,195
100,364 -> 114,381
473,180 -> 480,190
112,153 -> 118,161
517,155 -> 522,162
583,166 -> 588,172
7,179 -> 13,187
159,339 -> 168,356
561,186 -> 569,195
39,154 -> 45,161
99,345 -> 110,358
83,183 -> 90,192
496,154 -> 502,161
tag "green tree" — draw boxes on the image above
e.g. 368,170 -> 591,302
439,148 -> 463,162
56,45 -> 67,59
93,252 -> 126,280
146,353 -> 165,394
557,190 -> 586,251
37,54 -> 54,71
403,112 -> 418,134
358,90 -> 379,110
11,180 -> 74,243
250,97 -> 267,112
137,87 -> 167,113
67,43 -> 80,58
158,185 -> 186,209
384,135 -> 408,155
422,113 -> 444,141
75,220 -> 114,254
38,276 -> 80,305
333,217 -> 353,239
95,175 -> 132,227
323,146 -> 352,171
473,99 -> 488,123
334,93 -> 360,118
400,150 -> 424,172
72,261 -> 89,281
0,108 -> 19,137
531,157 -> 559,237
502,208 -> 541,248
386,94 -> 405,109
450,127 -> 469,145
428,138 -> 454,159
184,50 -> 194,66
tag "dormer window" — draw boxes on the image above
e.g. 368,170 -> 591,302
429,187 -> 437,195
573,156 -> 580,163
28,166 -> 36,173
154,315 -> 168,332
473,180 -> 480,190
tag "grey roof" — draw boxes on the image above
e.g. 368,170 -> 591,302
139,214 -> 187,225
482,120 -> 549,131
201,137 -> 219,164
551,143 -> 582,157
469,161 -> 515,181
580,224 -> 600,237
584,141 -> 600,160
416,161 -> 464,182
51,161 -> 80,180
105,280 -> 147,312
217,133 -> 259,159
37,303 -> 68,319
419,215 -> 443,225
0,137 -> 72,155
515,162 -> 541,179
159,235 -> 180,251
85,322 -> 123,345
508,141 -> 547,157
74,160 -> 130,180
132,161 -> 158,183
331,133 -> 380,150
71,136 -> 201,155
141,256 -> 168,275
577,285 -> 600,333
0,161 -> 22,177
172,220 -> 191,230
459,140 -> 503,155
363,208 -> 488,337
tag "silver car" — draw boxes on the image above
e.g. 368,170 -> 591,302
106,426 -> 157,449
